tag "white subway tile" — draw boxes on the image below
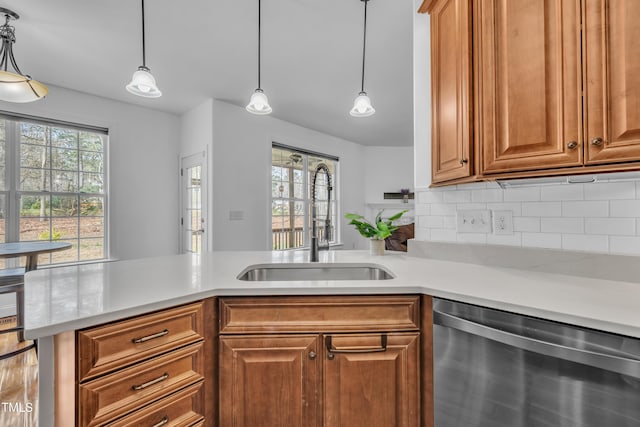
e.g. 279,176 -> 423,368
430,229 -> 457,242
472,189 -> 503,203
522,202 -> 562,217
486,203 -> 522,216
442,216 -> 456,229
431,203 -> 457,216
444,190 -> 472,203
421,216 -> 444,228
417,191 -> 443,204
487,232 -> 522,247
562,234 -> 608,253
585,182 -> 636,200
514,217 -> 540,232
610,200 -> 640,217
585,218 -> 636,235
414,228 -> 430,241
504,187 -> 541,202
522,232 -> 562,249
562,201 -> 609,217
610,236 -> 640,255
457,233 -> 487,244
637,219 -> 640,235
414,203 -> 430,216
540,184 -> 584,201
541,218 -> 584,234
637,181 -> 640,199
456,203 -> 487,211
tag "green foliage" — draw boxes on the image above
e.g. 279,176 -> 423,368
345,210 -> 408,240
39,227 -> 62,241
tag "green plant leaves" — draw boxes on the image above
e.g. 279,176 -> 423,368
345,209 -> 408,241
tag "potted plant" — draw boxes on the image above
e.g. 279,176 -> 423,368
345,210 -> 408,255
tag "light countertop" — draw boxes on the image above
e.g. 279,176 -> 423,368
23,249 -> 640,339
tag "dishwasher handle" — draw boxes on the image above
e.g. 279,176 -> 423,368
434,310 -> 640,379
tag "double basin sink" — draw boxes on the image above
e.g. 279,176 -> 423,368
237,263 -> 394,281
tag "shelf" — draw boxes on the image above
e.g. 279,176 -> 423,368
367,202 -> 415,210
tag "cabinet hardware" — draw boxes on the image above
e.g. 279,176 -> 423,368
151,416 -> 169,427
325,334 -> 388,360
591,137 -> 604,146
132,329 -> 169,344
566,141 -> 578,149
308,351 -> 317,360
132,372 -> 169,391
459,158 -> 469,164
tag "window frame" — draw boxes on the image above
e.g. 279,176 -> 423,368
271,143 -> 340,251
0,113 -> 109,268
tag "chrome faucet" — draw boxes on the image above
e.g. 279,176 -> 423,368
310,163 -> 333,262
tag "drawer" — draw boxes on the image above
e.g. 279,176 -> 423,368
219,295 -> 420,333
78,302 -> 204,381
79,343 -> 204,427
105,382 -> 204,427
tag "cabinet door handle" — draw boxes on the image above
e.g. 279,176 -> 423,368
151,416 -> 169,427
308,351 -> 317,360
459,158 -> 468,164
132,329 -> 169,344
132,372 -> 169,391
325,334 -> 387,360
591,137 -> 604,146
566,141 -> 578,149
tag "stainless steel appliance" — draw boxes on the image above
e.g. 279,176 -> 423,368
433,298 -> 640,427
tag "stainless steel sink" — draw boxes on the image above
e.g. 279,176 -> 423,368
237,263 -> 395,281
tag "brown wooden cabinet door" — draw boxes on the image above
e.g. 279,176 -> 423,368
430,0 -> 473,183
219,335 -> 320,427
584,0 -> 640,164
477,0 -> 583,174
323,332 -> 420,427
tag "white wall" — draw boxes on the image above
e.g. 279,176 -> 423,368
363,147 -> 414,203
209,99 -> 369,251
411,5 -> 640,256
0,85 -> 181,316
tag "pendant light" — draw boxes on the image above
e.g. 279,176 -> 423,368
246,0 -> 272,115
126,0 -> 161,98
0,8 -> 48,103
350,0 -> 375,117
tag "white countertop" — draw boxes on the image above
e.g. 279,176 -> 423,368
23,250 -> 640,339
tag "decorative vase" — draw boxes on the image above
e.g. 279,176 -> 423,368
369,239 -> 385,256
402,194 -> 409,203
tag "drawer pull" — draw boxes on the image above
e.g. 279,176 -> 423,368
326,334 -> 387,360
132,373 -> 169,391
151,416 -> 169,427
132,329 -> 169,344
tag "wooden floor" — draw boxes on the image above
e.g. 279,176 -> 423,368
0,317 -> 38,427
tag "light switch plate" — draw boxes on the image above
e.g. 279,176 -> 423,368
456,209 -> 492,233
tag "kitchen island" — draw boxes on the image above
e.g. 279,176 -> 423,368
24,249 -> 640,426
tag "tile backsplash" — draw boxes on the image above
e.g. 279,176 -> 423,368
414,178 -> 640,256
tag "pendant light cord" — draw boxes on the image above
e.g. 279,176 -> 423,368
257,0 -> 262,90
360,0 -> 368,93
141,0 -> 146,68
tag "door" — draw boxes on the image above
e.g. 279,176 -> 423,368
430,0 -> 473,183
477,0 -> 583,174
180,152 -> 207,253
323,333 -> 420,427
218,335 -> 321,427
584,0 -> 640,164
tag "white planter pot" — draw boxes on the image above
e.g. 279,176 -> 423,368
369,239 -> 385,256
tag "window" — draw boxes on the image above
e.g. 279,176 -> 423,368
0,114 -> 107,268
271,144 -> 338,250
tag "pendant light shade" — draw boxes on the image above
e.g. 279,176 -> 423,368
0,8 -> 48,103
350,0 -> 374,118
246,0 -> 272,115
126,0 -> 161,98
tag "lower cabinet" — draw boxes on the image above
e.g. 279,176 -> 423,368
218,295 -> 425,427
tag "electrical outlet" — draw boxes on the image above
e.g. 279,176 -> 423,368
456,209 -> 492,233
492,210 -> 514,235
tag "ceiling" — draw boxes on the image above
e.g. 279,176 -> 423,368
1,0 -> 414,146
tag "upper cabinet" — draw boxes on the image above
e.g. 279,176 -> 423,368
421,0 -> 640,185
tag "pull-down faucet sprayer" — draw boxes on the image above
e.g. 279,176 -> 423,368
310,163 -> 332,262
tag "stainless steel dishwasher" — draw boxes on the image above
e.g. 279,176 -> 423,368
433,298 -> 640,427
